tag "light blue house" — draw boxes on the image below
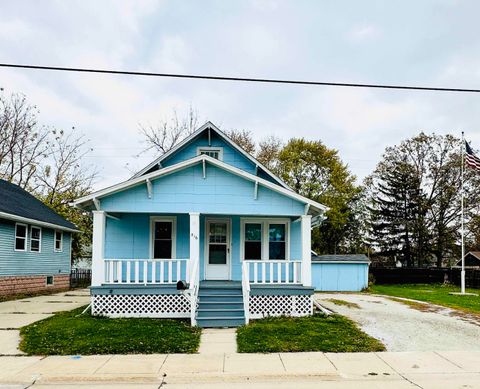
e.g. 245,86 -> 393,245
0,179 -> 77,296
73,122 -> 328,327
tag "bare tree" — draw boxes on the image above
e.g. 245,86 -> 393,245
0,93 -> 50,188
257,135 -> 283,172
140,106 -> 199,154
224,129 -> 256,155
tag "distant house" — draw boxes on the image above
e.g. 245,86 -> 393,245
73,122 -> 329,327
0,180 -> 78,296
454,252 -> 480,268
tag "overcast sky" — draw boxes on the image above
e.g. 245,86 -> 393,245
1,0 -> 479,190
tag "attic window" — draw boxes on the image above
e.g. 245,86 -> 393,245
197,147 -> 223,160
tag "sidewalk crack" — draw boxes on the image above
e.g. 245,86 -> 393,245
92,355 -> 113,375
278,353 -> 287,372
433,351 -> 464,370
375,353 -> 424,389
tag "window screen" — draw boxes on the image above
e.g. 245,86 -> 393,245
244,223 -> 262,260
269,223 -> 286,260
15,224 -> 27,251
153,221 -> 173,259
30,227 -> 41,252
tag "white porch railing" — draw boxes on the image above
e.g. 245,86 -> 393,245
187,256 -> 200,326
243,260 -> 302,284
104,259 -> 189,284
241,262 -> 251,324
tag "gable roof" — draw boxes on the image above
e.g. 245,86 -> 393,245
131,121 -> 291,190
0,179 -> 78,232
73,154 -> 328,215
455,251 -> 480,267
311,254 -> 370,263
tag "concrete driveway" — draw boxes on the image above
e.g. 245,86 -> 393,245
315,293 -> 480,352
0,289 -> 90,355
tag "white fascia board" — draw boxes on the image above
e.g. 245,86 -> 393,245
74,155 -> 205,206
74,154 -> 329,214
130,121 -> 291,190
0,211 -> 80,233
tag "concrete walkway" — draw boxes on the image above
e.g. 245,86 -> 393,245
0,351 -> 479,387
198,328 -> 237,354
0,289 -> 90,355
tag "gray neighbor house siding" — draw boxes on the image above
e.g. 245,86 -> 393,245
0,218 -> 71,276
0,179 -> 78,295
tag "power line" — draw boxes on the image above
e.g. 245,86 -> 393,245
0,63 -> 479,93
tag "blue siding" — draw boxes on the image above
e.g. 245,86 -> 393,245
100,164 -> 305,216
103,213 -> 302,283
163,132 -> 256,174
0,219 -> 71,276
311,263 -> 369,292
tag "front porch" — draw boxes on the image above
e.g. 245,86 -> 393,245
90,211 -> 314,326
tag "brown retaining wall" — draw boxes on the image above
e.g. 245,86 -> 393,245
0,274 -> 70,296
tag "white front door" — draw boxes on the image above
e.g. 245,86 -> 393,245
205,219 -> 230,280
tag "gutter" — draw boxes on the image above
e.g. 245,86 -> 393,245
0,211 -> 80,233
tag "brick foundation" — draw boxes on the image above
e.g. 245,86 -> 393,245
0,274 -> 70,296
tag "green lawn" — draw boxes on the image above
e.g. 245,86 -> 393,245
20,306 -> 201,355
236,314 -> 385,353
368,284 -> 480,314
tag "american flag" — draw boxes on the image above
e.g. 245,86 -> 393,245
466,141 -> 480,171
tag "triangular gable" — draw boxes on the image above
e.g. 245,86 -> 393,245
131,121 -> 290,190
73,154 -> 328,215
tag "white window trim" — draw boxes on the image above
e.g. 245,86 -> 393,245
149,216 -> 177,259
30,226 -> 42,253
54,230 -> 63,252
14,223 -> 28,252
196,146 -> 224,161
240,218 -> 290,261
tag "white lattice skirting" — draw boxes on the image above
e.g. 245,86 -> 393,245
249,294 -> 313,319
91,294 -> 191,318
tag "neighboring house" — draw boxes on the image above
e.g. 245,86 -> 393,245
454,252 -> 480,268
0,180 -> 78,296
311,253 -> 370,292
73,122 -> 328,327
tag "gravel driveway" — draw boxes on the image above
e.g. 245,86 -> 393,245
315,293 -> 480,352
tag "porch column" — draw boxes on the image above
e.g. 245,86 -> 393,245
189,212 -> 200,281
301,214 -> 312,286
91,210 -> 106,286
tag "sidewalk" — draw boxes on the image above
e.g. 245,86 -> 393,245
0,350 -> 479,388
0,289 -> 90,355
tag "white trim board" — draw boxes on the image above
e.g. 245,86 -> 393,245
0,211 -> 79,233
73,154 -> 328,215
130,121 -> 291,190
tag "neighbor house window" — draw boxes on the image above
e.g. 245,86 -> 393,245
46,276 -> 54,285
197,147 -> 223,160
15,223 -> 27,251
30,226 -> 41,252
54,230 -> 63,252
244,223 -> 262,260
151,218 -> 176,259
241,220 -> 289,261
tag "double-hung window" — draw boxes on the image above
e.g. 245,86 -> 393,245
54,230 -> 63,252
15,223 -> 27,251
242,220 -> 289,261
151,218 -> 176,259
30,226 -> 41,252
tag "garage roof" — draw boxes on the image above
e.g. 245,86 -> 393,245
311,254 -> 370,264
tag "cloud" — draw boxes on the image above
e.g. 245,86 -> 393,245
348,25 -> 380,42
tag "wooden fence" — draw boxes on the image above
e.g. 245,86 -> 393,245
370,267 -> 480,289
70,269 -> 91,288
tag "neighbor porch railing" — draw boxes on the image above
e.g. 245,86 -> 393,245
187,255 -> 200,326
104,259 -> 189,284
241,262 -> 251,324
243,260 -> 302,284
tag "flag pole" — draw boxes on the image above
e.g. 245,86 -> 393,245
461,131 -> 465,294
